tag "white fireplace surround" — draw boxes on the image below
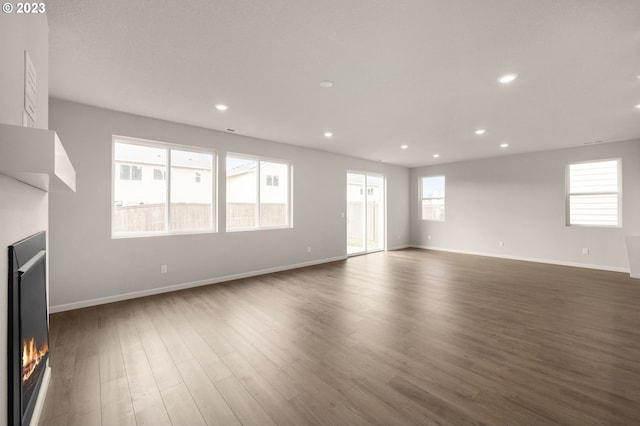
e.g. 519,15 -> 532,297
1,124 -> 75,425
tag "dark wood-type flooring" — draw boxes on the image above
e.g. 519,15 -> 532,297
39,249 -> 640,425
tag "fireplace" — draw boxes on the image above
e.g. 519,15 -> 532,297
8,231 -> 49,426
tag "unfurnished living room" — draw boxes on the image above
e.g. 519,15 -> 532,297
2,1 -> 640,425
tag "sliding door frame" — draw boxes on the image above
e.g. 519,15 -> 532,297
346,171 -> 386,256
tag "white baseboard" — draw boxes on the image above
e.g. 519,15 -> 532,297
50,255 -> 347,313
29,365 -> 50,426
631,273 -> 640,279
411,245 -> 630,274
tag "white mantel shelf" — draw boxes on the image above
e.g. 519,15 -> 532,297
0,123 -> 76,192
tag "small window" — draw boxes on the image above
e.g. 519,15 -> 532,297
226,155 -> 291,230
421,176 -> 445,221
119,164 -> 131,180
195,171 -> 202,183
266,175 -> 280,187
131,165 -> 143,181
567,159 -> 621,226
153,168 -> 165,180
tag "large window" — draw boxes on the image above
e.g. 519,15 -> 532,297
112,137 -> 215,237
567,159 -> 621,226
421,176 -> 445,221
226,154 -> 291,230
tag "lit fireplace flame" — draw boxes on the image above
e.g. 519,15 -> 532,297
22,337 -> 48,383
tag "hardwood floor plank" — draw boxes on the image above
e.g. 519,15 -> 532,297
100,376 -> 135,424
66,409 -> 102,426
160,382 -> 207,426
215,376 -> 277,426
121,349 -> 158,401
176,358 -> 241,426
221,351 -> 308,425
283,359 -> 370,425
99,348 -> 127,384
341,381 -> 416,426
132,391 -> 172,426
68,354 -> 101,416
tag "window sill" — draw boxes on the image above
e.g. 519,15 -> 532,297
226,226 -> 293,233
111,229 -> 217,239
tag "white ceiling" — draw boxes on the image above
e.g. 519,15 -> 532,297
48,0 -> 640,168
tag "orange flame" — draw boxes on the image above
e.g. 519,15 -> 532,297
22,337 -> 48,383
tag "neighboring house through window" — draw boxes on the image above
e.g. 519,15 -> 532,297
112,136 -> 215,237
226,155 -> 291,230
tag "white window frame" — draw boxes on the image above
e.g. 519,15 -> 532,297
112,135 -> 217,238
226,153 -> 293,232
566,158 -> 622,227
420,175 -> 445,221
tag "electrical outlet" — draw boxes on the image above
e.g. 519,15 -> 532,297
427,235 -> 431,241
582,247 -> 589,255
307,246 -> 312,253
498,241 -> 504,247
160,265 -> 167,273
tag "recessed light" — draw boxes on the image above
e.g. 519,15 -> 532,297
497,73 -> 518,84
320,80 -> 333,88
433,154 -> 440,158
215,104 -> 228,111
500,143 -> 509,148
324,132 -> 333,138
475,129 -> 486,135
634,104 -> 640,109
400,145 -> 408,149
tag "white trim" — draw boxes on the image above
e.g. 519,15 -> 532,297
411,245 -> 630,274
630,273 -> 640,279
29,365 -> 50,426
49,255 -> 347,313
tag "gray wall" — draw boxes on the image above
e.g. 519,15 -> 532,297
0,12 -> 50,424
410,140 -> 640,271
0,14 -> 49,128
49,99 -> 410,310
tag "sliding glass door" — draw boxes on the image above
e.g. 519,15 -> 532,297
347,172 -> 385,255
